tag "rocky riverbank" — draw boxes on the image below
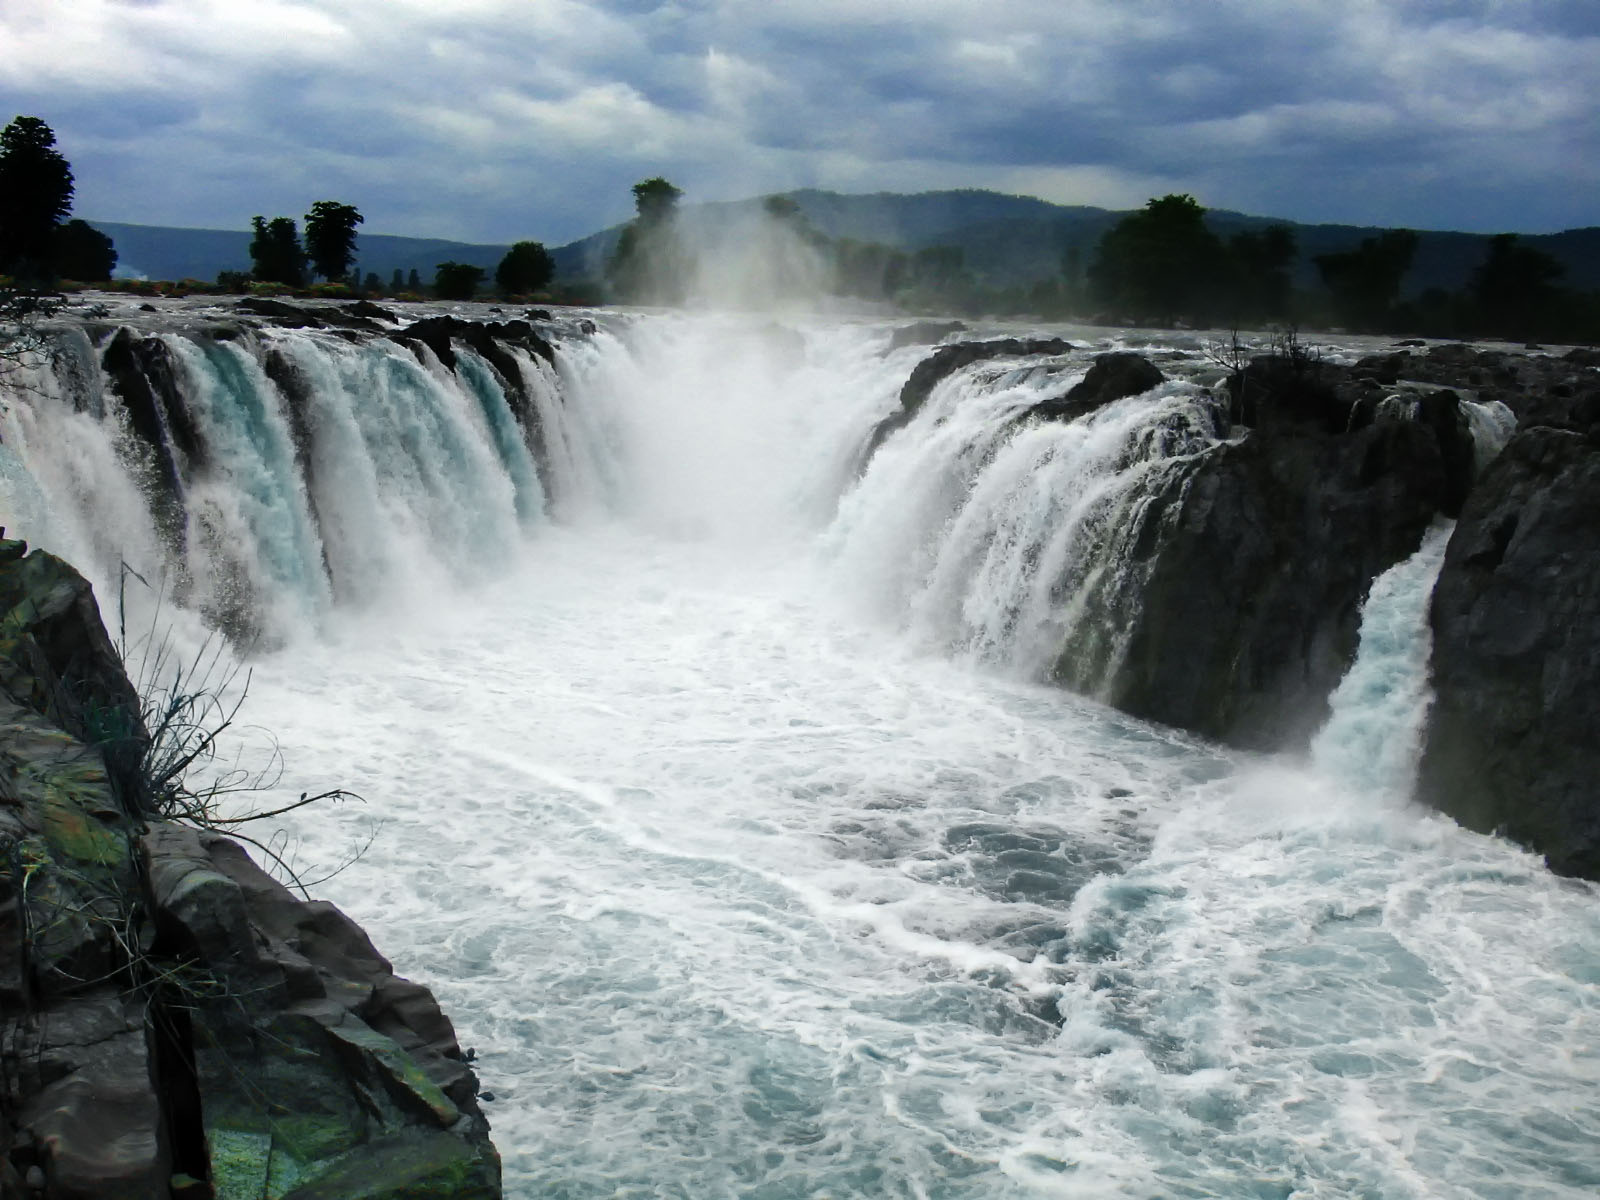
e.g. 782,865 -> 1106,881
865,334 -> 1599,878
0,539 -> 501,1198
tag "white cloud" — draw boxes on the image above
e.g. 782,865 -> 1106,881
0,0 -> 1593,242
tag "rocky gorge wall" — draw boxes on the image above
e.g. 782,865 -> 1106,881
861,334 -> 1600,878
0,538 -> 500,1199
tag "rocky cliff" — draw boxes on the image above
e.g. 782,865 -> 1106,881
1417,384 -> 1600,879
0,538 -> 501,1199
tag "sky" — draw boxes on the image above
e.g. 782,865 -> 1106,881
1,0 -> 1596,247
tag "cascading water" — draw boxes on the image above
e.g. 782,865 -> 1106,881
1310,522 -> 1454,797
1,305 -> 1595,1198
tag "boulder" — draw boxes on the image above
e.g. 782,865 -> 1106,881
1057,417 -> 1450,749
1417,425 -> 1600,878
1028,352 -> 1163,423
100,327 -> 205,534
0,540 -> 144,775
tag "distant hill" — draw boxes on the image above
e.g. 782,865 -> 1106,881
92,191 -> 1600,298
88,222 -> 510,286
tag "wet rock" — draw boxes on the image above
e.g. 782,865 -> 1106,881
234,297 -> 324,328
345,300 -> 397,323
1418,425 -> 1600,879
1,547 -> 502,1197
400,315 -> 556,476
0,541 -> 144,770
1059,417 -> 1450,750
1028,352 -> 1163,422
100,327 -> 205,534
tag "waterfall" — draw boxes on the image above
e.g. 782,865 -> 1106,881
0,319 -> 552,643
1309,522 -> 1454,795
825,349 -> 1223,680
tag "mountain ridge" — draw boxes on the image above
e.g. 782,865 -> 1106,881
87,188 -> 1600,296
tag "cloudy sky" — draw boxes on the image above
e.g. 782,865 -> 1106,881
2,0 -> 1595,246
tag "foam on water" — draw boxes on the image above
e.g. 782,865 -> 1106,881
233,530 -> 1599,1200
4,312 -> 1597,1197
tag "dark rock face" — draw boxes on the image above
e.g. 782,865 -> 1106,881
0,542 -> 502,1197
1418,426 -> 1600,879
0,539 -> 145,797
1028,352 -> 1164,422
1057,417 -> 1451,750
400,315 -> 558,474
100,327 -> 205,522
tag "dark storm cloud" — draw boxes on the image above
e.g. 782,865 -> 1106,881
0,0 -> 1593,243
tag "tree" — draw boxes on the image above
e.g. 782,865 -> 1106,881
495,241 -> 554,295
1314,230 -> 1417,331
632,176 -> 683,224
52,218 -> 116,280
302,201 -> 363,282
407,268 -> 421,292
0,116 -> 76,279
1089,194 -> 1226,324
1470,234 -> 1564,338
433,261 -> 484,300
249,216 -> 306,286
391,268 -> 404,292
1225,225 -> 1296,321
363,271 -> 382,294
607,177 -> 688,302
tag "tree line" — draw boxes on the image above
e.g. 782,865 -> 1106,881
234,206 -> 556,301
0,116 -> 117,283
602,178 -> 1595,344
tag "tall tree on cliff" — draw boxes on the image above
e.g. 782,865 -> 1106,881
303,201 -> 364,282
1089,194 -> 1226,325
607,177 -> 688,303
1314,230 -> 1418,331
249,216 -> 306,286
0,116 -> 77,280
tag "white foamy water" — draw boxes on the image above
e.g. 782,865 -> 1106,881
5,309 -> 1596,1198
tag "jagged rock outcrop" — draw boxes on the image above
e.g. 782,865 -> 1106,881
0,540 -> 502,1198
1417,424 -> 1600,879
1058,413 -> 1451,750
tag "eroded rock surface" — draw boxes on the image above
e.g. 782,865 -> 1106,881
0,540 -> 501,1198
1418,425 -> 1600,878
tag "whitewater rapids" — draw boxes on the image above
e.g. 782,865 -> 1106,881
3,307 -> 1595,1198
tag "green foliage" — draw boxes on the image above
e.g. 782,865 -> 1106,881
494,240 -> 554,295
1224,226 -> 1296,322
433,261 -> 484,300
407,268 -> 421,292
608,177 -> 688,303
363,271 -> 382,294
1470,234 -> 1565,339
1089,194 -> 1226,323
303,200 -> 363,282
0,116 -> 75,280
632,176 -> 683,225
391,268 -> 403,293
248,216 -> 306,287
52,218 -> 116,281
1313,230 -> 1418,331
